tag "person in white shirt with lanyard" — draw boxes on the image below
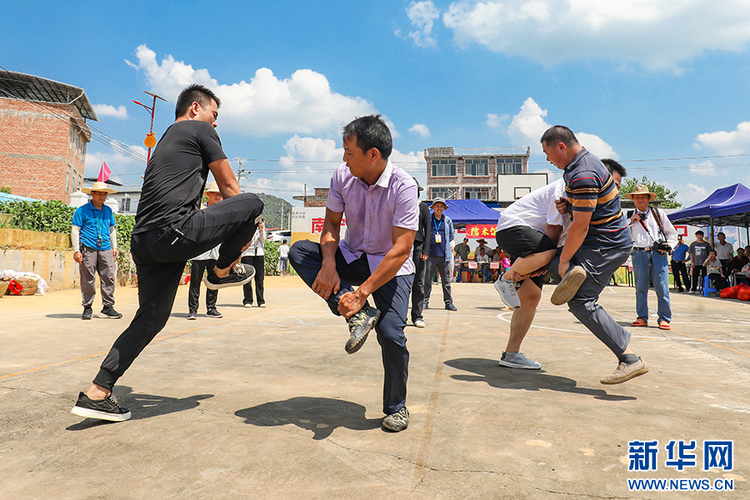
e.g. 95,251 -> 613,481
626,185 -> 679,330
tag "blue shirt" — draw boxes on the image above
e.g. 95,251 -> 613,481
671,242 -> 689,262
72,201 -> 116,250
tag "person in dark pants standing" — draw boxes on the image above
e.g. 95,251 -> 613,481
410,180 -> 430,328
71,84 -> 263,422
289,115 -> 418,432
689,230 -> 712,293
241,219 -> 266,307
187,181 -> 223,320
670,234 -> 691,292
423,198 -> 457,311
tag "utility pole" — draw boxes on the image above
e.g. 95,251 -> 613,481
132,90 -> 167,165
279,205 -> 284,230
234,158 -> 250,192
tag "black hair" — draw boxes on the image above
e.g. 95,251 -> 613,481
601,158 -> 627,178
175,84 -> 221,119
342,114 -> 393,160
540,125 -> 578,147
696,230 -> 704,236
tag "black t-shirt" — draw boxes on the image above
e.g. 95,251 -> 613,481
133,120 -> 227,234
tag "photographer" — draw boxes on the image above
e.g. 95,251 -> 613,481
626,185 -> 679,330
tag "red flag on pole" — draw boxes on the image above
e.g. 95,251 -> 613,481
97,161 -> 112,182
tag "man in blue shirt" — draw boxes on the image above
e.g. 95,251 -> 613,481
670,235 -> 690,292
72,182 -> 121,320
423,198 -> 457,311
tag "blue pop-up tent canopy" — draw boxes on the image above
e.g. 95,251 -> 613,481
668,183 -> 750,227
435,199 -> 500,224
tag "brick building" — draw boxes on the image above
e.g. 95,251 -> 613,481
425,147 -> 531,201
0,70 -> 97,204
293,187 -> 330,207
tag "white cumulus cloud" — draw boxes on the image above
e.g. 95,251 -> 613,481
406,1 -> 441,47
93,104 -> 128,119
486,113 -> 509,128
409,123 -> 431,137
126,45 -> 379,137
505,97 -> 618,159
440,0 -> 750,70
695,121 -> 750,155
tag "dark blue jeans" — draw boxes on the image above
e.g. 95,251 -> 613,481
289,239 -> 412,415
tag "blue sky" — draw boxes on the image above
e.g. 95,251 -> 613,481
4,0 -> 750,207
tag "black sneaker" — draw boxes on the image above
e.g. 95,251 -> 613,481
100,306 -> 123,319
187,311 -> 197,320
445,303 -> 458,311
382,406 -> 409,432
203,264 -> 255,290
345,304 -> 381,354
82,306 -> 93,320
70,392 -> 131,422
206,308 -> 223,318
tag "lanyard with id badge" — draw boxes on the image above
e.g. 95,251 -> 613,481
434,217 -> 443,244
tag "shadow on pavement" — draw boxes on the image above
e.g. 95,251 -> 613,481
444,358 -> 635,402
66,387 -> 213,430
46,313 -> 86,319
235,396 -> 382,440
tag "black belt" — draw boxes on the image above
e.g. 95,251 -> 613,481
633,247 -> 652,251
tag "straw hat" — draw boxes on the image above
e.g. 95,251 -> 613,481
625,185 -> 657,201
82,182 -> 116,194
205,181 -> 221,193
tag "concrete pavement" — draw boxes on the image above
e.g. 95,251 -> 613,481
0,277 -> 748,499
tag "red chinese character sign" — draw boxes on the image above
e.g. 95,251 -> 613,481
465,224 -> 496,238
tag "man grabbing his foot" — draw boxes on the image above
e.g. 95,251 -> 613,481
289,115 -> 418,432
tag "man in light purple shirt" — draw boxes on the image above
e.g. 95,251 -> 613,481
289,115 -> 418,432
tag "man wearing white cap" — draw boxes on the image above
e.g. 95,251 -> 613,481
187,181 -> 223,319
72,182 -> 122,320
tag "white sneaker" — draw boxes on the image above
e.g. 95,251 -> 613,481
413,319 -> 426,328
498,351 -> 541,370
494,278 -> 521,309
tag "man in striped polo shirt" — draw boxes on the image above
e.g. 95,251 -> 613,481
541,125 -> 648,385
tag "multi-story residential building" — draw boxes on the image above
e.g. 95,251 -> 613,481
424,147 -> 532,202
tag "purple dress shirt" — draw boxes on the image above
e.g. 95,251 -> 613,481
327,161 -> 419,276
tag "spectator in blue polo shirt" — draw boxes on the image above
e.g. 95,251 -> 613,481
72,182 -> 122,320
670,235 -> 690,292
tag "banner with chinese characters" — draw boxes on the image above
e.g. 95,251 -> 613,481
465,224 -> 496,239
291,207 -> 347,243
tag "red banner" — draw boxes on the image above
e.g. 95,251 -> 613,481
465,224 -> 496,239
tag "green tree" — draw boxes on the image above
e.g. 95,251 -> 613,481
619,176 -> 682,209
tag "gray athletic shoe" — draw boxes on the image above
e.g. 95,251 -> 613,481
382,406 -> 409,432
494,277 -> 521,309
550,265 -> 587,306
498,351 -> 542,370
345,304 -> 380,354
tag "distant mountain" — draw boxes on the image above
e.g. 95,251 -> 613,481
255,193 -> 294,231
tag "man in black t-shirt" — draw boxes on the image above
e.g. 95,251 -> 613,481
71,84 -> 264,422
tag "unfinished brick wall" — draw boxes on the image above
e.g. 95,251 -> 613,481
0,98 -> 89,203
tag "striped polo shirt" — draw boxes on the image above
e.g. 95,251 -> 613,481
563,148 -> 632,249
